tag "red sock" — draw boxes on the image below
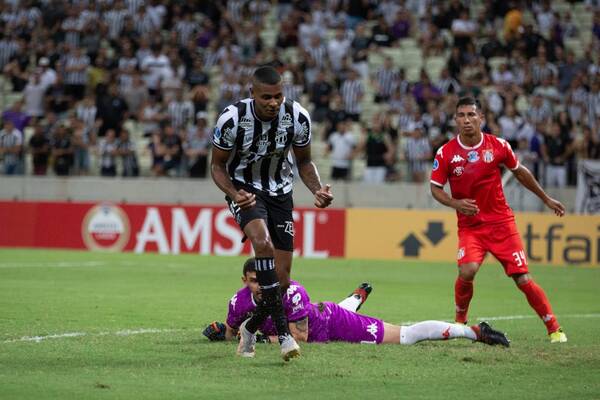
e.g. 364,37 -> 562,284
455,277 -> 473,324
517,279 -> 560,334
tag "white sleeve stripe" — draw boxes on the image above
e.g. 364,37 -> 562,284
430,179 -> 444,187
212,141 -> 233,151
509,161 -> 520,171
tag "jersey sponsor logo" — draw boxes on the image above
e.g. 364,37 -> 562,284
230,294 -> 238,310
453,166 -> 464,176
257,133 -> 269,149
239,116 -> 253,131
299,121 -> 310,142
275,127 -> 288,146
451,155 -> 465,163
432,159 -> 439,171
483,150 -> 494,163
280,113 -> 293,129
467,150 -> 479,163
457,247 -> 465,260
366,322 -> 378,340
276,221 -> 295,236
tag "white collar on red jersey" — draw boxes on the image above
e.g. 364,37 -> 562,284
457,133 -> 484,150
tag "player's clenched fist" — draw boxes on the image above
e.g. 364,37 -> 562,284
314,184 -> 333,208
453,198 -> 479,216
234,189 -> 256,210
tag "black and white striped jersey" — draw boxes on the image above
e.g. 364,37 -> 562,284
213,98 -> 311,196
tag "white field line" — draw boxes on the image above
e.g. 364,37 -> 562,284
3,314 -> 600,344
2,328 -> 187,343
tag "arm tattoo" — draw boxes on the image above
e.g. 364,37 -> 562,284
295,318 -> 308,333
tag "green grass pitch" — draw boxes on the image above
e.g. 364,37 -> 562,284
1,249 -> 599,399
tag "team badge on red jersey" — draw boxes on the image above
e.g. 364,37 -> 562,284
467,150 -> 479,162
453,166 -> 464,176
483,149 -> 494,163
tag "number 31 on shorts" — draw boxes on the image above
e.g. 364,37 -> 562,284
512,250 -> 527,267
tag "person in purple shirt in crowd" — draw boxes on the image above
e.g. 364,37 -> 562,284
203,258 -> 510,352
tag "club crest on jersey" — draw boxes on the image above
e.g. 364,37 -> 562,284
453,166 -> 464,176
275,127 -> 288,145
483,149 -> 494,163
239,116 -> 253,131
467,150 -> 479,163
280,113 -> 293,129
451,155 -> 464,163
213,127 -> 221,139
432,159 -> 439,171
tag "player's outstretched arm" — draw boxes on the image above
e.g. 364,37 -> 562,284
511,165 -> 565,216
293,145 -> 333,208
211,147 -> 256,210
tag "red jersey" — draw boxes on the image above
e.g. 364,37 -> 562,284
430,133 -> 519,228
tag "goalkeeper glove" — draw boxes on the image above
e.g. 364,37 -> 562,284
202,321 -> 226,341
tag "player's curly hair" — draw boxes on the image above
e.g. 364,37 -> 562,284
242,258 -> 256,275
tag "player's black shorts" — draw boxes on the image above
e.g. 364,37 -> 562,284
225,184 -> 294,252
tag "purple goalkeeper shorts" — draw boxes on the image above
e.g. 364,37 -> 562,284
319,302 -> 385,344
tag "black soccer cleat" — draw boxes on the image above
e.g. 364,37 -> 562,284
351,282 -> 372,311
476,321 -> 510,347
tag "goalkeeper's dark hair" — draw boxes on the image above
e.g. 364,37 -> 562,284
253,65 -> 281,85
456,96 -> 482,111
243,258 -> 256,275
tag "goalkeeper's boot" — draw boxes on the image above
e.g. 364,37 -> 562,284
280,334 -> 300,361
350,282 -> 372,311
475,321 -> 510,347
237,319 -> 257,358
549,328 -> 567,343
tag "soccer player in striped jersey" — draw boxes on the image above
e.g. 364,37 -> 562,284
211,66 -> 333,360
430,97 -> 567,343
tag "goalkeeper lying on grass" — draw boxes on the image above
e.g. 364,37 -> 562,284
203,258 -> 510,356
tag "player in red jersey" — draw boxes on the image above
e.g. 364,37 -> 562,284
430,97 -> 567,343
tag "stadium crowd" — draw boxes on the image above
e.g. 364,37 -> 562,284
0,0 -> 599,186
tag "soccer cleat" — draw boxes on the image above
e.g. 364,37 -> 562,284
475,321 -> 510,347
549,328 -> 567,343
237,319 -> 257,358
351,282 -> 372,311
280,335 -> 301,361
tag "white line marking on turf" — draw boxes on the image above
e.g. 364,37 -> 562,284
2,328 -> 186,343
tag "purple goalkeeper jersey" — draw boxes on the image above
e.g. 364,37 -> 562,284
226,281 -> 384,344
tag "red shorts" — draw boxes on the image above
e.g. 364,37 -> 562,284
457,221 -> 529,276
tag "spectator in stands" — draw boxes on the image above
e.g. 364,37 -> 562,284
117,128 -> 139,177
28,122 -> 50,176
159,124 -> 182,177
62,45 -> 90,103
23,71 -> 46,120
373,56 -> 397,103
0,119 -> 23,175
71,119 -> 91,176
310,70 -> 333,123
391,9 -> 412,42
2,100 -> 30,134
542,120 -> 569,188
97,83 -> 128,137
356,117 -> 394,184
340,68 -> 364,121
326,120 -> 356,181
350,22 -> 371,80
184,112 -> 211,178
50,123 -> 73,176
99,128 -> 118,177
404,123 -> 432,183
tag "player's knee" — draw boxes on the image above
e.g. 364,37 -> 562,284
252,237 -> 274,256
458,266 -> 477,281
512,273 -> 530,286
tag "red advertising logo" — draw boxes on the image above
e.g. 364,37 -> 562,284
81,204 -> 130,251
